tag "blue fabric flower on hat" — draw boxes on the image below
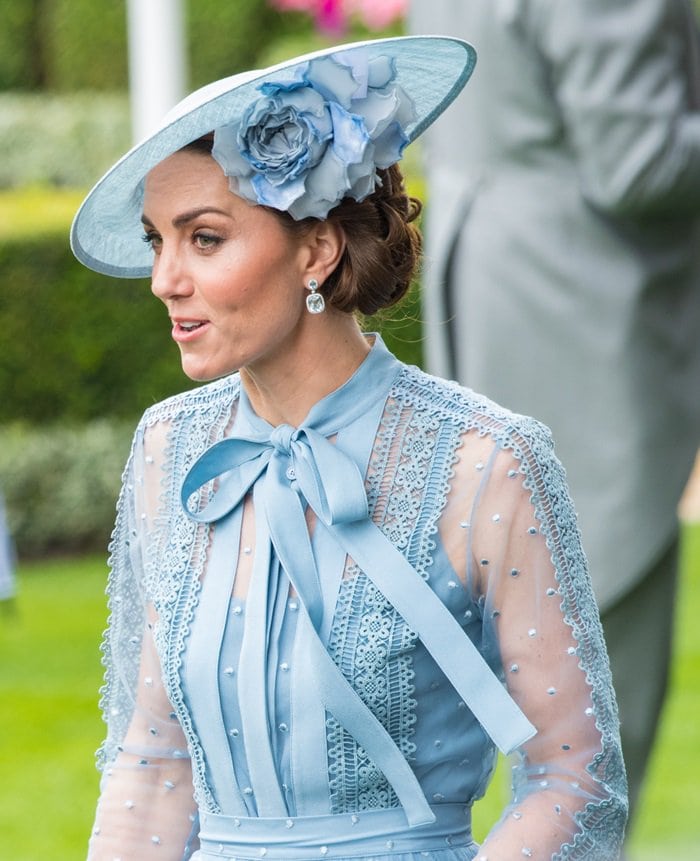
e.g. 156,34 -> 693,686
211,50 -> 416,220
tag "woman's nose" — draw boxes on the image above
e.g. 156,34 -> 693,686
150,245 -> 194,302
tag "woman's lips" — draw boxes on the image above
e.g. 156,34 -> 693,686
171,319 -> 210,342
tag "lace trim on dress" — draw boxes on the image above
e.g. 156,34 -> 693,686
327,566 -> 418,813
326,376 -> 466,814
508,426 -> 627,857
97,439 -> 143,771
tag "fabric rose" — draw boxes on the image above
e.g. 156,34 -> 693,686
211,51 -> 416,220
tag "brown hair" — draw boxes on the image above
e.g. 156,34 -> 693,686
277,165 -> 422,316
182,138 -> 422,315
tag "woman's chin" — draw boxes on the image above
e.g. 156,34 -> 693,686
180,360 -> 239,383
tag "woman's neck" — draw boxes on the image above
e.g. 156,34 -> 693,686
240,315 -> 371,427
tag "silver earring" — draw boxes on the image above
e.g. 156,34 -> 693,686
306,278 -> 325,314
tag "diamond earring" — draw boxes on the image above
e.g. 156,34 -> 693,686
306,278 -> 325,314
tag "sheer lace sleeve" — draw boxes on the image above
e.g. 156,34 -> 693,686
87,421 -> 199,861
442,421 -> 627,859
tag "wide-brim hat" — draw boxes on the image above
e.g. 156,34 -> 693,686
70,35 -> 476,279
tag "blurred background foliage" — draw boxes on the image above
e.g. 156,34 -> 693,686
0,0 -> 411,557
0,0 -> 300,92
0,421 -> 133,556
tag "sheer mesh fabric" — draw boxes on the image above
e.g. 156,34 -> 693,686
88,422 -> 199,859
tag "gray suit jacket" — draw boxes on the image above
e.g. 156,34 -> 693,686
411,0 -> 700,609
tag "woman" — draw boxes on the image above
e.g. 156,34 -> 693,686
71,36 -> 627,860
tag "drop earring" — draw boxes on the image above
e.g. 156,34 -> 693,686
306,278 -> 325,314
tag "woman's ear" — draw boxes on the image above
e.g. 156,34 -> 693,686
303,219 -> 346,285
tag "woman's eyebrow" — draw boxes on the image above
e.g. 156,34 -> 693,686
140,207 -> 230,229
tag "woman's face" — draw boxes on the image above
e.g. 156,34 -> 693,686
142,149 -> 312,382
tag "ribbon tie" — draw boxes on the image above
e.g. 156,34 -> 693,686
182,425 -> 369,634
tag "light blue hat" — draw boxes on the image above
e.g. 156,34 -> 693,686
70,35 -> 476,279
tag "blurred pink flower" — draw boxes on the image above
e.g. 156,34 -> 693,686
270,0 -> 345,34
269,0 -> 406,34
353,0 -> 406,30
318,0 -> 346,34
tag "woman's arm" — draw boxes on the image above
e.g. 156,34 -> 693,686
445,423 -> 627,858
87,423 -> 198,860
88,616 -> 198,860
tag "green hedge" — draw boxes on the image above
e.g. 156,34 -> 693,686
0,0 -> 36,90
0,0 -> 311,93
0,232 -> 189,424
0,93 -> 130,189
0,420 -> 133,557
0,0 -> 129,91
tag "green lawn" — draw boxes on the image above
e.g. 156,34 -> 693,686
1,527 -> 698,860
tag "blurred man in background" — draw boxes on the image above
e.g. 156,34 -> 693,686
411,0 -> 700,834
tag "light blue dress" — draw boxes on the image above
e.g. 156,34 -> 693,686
87,337 -> 626,860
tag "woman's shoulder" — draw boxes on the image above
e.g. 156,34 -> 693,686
396,365 -> 577,537
137,373 -> 241,432
396,362 -> 554,452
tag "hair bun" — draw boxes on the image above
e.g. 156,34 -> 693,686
322,165 -> 423,316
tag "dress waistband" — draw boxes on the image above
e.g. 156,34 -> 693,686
196,804 -> 474,860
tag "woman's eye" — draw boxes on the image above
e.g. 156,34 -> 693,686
194,232 -> 221,250
142,232 -> 162,250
